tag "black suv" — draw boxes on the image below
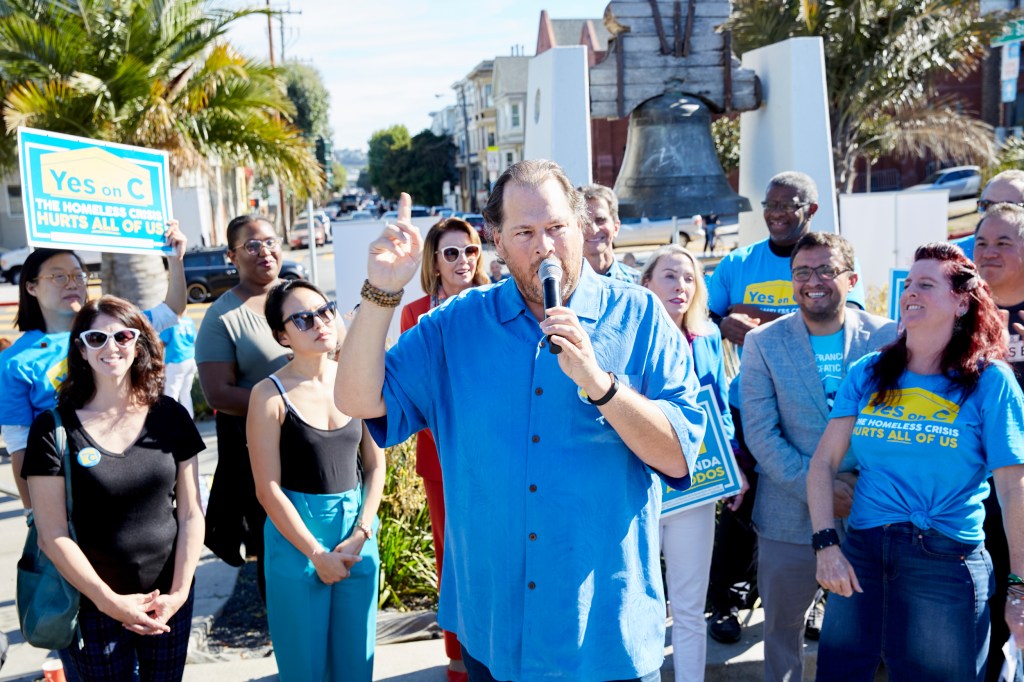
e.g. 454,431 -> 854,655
183,247 -> 309,303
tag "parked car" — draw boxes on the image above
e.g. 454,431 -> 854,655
183,246 -> 308,303
456,213 -> 488,241
906,165 -> 981,200
1,247 -> 102,284
290,211 -> 331,248
614,216 -> 706,248
345,210 -> 373,221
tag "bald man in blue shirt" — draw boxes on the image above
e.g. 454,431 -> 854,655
337,160 -> 707,681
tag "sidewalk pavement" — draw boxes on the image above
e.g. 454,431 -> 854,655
0,415 -> 809,682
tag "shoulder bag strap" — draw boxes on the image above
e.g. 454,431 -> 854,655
49,408 -> 76,543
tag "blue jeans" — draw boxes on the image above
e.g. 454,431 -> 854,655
461,646 -> 661,682
816,523 -> 993,682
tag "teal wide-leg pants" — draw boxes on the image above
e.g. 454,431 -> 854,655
264,487 -> 380,682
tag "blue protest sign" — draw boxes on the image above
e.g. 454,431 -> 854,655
662,385 -> 742,516
17,127 -> 174,255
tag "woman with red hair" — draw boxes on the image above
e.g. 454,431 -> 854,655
808,243 -> 1024,681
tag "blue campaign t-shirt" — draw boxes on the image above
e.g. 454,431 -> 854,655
0,330 -> 70,429
160,316 -> 196,364
809,330 -> 844,411
708,238 -> 866,405
832,353 -> 1024,542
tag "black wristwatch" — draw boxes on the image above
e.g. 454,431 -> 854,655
587,372 -> 618,406
811,528 -> 840,552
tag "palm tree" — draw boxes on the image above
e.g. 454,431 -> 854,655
726,0 -> 1006,193
0,0 -> 322,305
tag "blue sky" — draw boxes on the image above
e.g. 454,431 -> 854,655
228,0 -> 606,151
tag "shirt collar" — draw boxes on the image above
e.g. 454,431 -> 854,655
495,259 -> 605,324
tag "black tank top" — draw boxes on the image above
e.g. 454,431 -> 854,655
270,375 -> 363,495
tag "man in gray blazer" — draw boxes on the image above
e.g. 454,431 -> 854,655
741,232 -> 897,682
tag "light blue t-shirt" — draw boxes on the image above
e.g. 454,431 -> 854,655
368,263 -> 706,681
832,353 -> 1024,542
809,330 -> 844,411
709,238 -> 866,405
160,316 -> 196,364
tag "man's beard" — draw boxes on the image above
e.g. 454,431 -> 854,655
507,255 -> 582,307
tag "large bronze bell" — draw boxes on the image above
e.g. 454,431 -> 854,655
613,93 -> 751,220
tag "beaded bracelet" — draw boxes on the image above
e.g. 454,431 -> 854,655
360,279 -> 404,308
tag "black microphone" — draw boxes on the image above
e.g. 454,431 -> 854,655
538,257 -> 562,355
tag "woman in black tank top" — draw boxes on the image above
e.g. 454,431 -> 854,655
247,281 -> 385,682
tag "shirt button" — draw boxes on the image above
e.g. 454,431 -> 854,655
529,484 -> 537,492
539,340 -> 546,348
528,581 -> 536,590
535,387 -> 543,395
529,533 -> 537,541
531,435 -> 540,443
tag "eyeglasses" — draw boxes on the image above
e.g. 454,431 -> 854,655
439,244 -> 481,263
35,271 -> 89,287
792,265 -> 851,282
761,201 -> 811,212
977,199 -> 1024,213
78,328 -> 141,350
233,237 -> 281,256
285,300 -> 338,332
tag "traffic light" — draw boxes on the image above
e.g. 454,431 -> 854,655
315,136 -> 333,187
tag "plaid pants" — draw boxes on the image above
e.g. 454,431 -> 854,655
68,585 -> 194,682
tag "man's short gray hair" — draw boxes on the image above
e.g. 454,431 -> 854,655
766,171 -> 819,204
579,184 -> 619,223
978,203 -> 1024,239
483,160 -> 587,234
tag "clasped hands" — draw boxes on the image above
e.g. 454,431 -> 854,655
311,536 -> 364,585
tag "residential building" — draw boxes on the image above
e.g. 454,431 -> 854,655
493,56 -> 530,174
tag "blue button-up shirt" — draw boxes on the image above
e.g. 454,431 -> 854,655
368,263 -> 706,680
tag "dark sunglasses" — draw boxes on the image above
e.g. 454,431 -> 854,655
79,328 -> 141,350
285,300 -> 338,332
234,237 -> 282,256
977,199 -> 1024,213
440,244 -> 481,263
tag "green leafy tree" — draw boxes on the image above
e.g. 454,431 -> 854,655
726,0 -> 1004,192
330,162 -> 347,192
403,130 -> 456,206
367,124 -> 411,200
282,61 -> 331,141
711,116 -> 740,175
0,0 -> 322,305
367,126 -> 455,205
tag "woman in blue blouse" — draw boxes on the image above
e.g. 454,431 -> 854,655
809,242 -> 1024,681
642,244 -> 745,682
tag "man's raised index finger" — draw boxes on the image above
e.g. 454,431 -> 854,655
398,192 -> 412,223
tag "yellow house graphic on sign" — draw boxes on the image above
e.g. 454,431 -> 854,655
40,147 -> 152,206
864,388 -> 960,424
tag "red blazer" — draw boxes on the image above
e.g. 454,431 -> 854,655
399,295 -> 442,481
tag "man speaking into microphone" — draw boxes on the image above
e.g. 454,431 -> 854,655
337,160 -> 706,681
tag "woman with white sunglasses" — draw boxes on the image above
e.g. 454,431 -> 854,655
22,296 -> 205,681
248,280 -> 385,681
398,217 -> 489,682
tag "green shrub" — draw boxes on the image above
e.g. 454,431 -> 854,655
377,437 -> 437,610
